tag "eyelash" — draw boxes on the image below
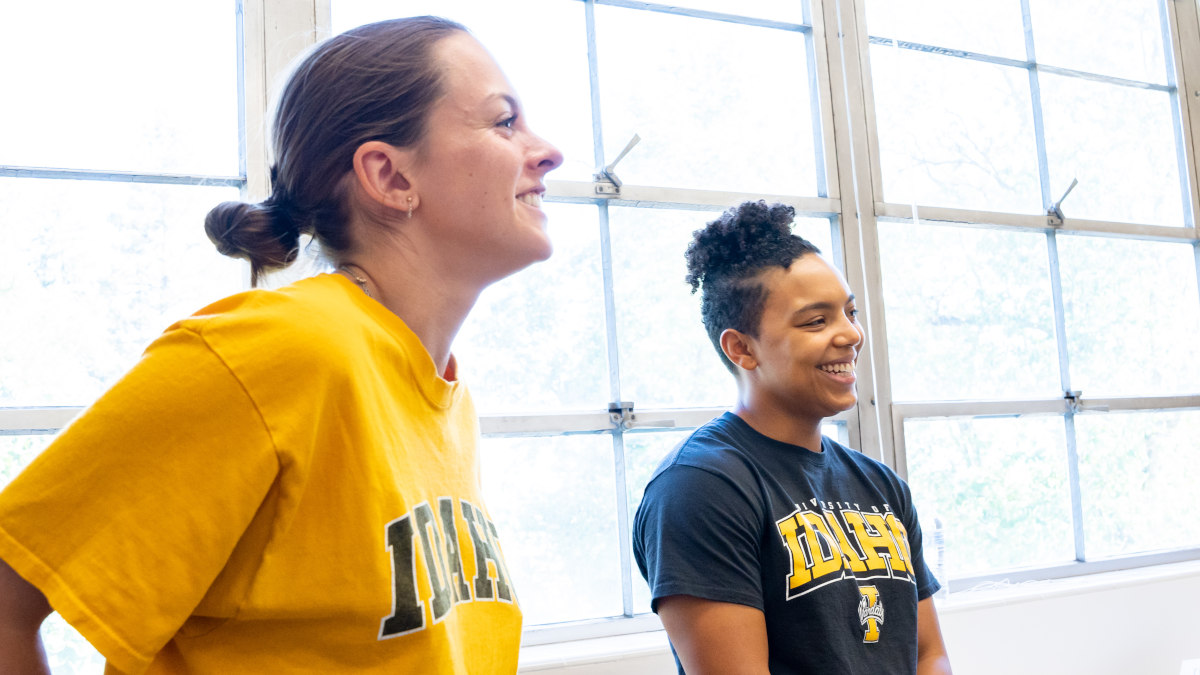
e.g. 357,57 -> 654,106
803,309 -> 858,327
498,114 -> 517,130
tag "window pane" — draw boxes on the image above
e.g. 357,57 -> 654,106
457,204 -> 608,413
0,434 -> 54,489
596,6 -> 819,195
610,207 -> 734,409
870,46 -> 1041,213
331,0 -> 595,181
481,435 -> 622,625
1058,236 -> 1200,397
0,2 -> 239,175
1030,0 -> 1168,84
651,1 -> 807,24
1076,409 -> 1200,559
1041,75 -> 1184,227
905,416 -> 1075,578
879,220 -> 1060,401
0,179 -> 244,406
864,0 -> 1026,60
610,207 -> 833,409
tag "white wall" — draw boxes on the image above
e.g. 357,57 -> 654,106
520,561 -> 1200,675
938,561 -> 1200,675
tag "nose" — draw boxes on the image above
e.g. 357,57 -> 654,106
528,131 -> 564,174
833,314 -> 865,350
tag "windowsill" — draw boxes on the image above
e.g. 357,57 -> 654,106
519,626 -> 670,672
934,558 -> 1200,613
517,559 -> 1200,672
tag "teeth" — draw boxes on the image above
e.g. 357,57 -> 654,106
518,192 -> 542,207
820,363 -> 854,374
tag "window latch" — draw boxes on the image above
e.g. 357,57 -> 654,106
1047,177 -> 1078,228
594,133 -> 641,197
608,400 -> 676,431
1063,390 -> 1108,414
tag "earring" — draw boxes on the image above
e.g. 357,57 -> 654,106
407,196 -> 413,220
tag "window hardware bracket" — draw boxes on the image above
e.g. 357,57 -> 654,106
1063,390 -> 1108,414
607,400 -> 676,431
1047,177 -> 1078,228
593,133 -> 641,197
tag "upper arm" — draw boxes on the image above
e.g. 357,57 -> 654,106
634,465 -> 764,612
916,597 -> 953,675
0,558 -> 51,673
657,594 -> 769,675
0,328 -> 280,673
0,558 -> 50,627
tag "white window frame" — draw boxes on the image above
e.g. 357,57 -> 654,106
840,0 -> 1200,588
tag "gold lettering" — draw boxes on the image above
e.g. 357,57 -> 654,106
843,510 -> 904,574
823,511 -> 868,573
776,516 -> 813,590
800,512 -> 845,580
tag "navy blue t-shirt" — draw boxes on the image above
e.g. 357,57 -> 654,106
633,412 -> 939,674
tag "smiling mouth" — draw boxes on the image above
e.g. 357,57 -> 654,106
517,192 -> 543,208
819,362 -> 855,375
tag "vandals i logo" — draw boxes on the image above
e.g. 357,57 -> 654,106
857,585 -> 884,643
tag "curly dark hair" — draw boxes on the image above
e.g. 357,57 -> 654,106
685,200 -> 821,373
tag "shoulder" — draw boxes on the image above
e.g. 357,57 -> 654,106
168,274 -> 411,372
650,414 -> 766,490
639,414 -> 770,522
823,437 -> 914,501
179,275 -> 361,349
134,275 -> 389,402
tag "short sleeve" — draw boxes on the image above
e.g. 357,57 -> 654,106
0,327 -> 280,674
633,464 -> 765,612
900,491 -> 941,601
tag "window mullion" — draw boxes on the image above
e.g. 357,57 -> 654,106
241,0 -> 269,205
821,0 -> 894,468
1160,0 -> 1199,230
1020,0 -> 1053,211
1044,231 -> 1087,562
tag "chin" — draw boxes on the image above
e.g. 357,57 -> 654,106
826,396 -> 859,417
524,231 -> 553,263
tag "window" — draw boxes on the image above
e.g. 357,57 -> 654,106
1,1 -> 247,668
3,0 -> 1198,666
864,0 -> 1200,588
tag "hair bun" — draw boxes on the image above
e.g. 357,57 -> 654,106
204,200 -> 301,284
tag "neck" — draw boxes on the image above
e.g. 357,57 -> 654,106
339,240 -> 482,376
733,389 -> 823,452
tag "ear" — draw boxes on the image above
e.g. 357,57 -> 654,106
352,141 -> 417,214
719,328 -> 757,372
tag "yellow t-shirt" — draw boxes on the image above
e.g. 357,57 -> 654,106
0,274 -> 521,674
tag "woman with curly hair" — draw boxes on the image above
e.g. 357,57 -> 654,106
0,16 -> 561,673
633,201 -> 952,674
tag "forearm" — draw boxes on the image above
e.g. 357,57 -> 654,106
917,651 -> 953,675
915,597 -> 951,674
658,595 -> 771,675
0,559 -> 53,674
0,627 -> 51,675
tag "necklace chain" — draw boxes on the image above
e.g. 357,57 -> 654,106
338,264 -> 372,299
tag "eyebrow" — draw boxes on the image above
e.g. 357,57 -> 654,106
485,93 -> 520,112
791,294 -> 856,318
